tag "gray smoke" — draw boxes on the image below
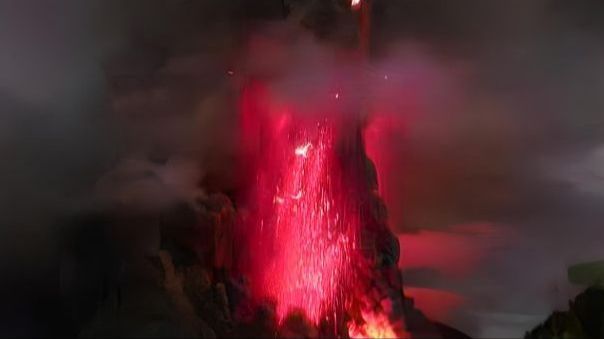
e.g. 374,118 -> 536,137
2,0 -> 604,337
370,1 -> 604,336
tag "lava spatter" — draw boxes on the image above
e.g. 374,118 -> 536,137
249,119 -> 361,324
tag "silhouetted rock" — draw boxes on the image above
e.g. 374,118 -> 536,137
525,286 -> 604,339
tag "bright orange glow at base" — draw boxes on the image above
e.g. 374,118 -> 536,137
348,310 -> 404,338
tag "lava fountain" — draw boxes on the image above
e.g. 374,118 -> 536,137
260,120 -> 360,324
238,75 -> 403,337
239,81 -> 364,327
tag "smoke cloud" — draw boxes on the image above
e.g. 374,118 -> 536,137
2,0 -> 604,337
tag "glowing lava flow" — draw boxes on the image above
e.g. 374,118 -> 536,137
348,310 -> 400,338
247,118 -> 360,325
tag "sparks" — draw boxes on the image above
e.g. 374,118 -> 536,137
246,118 -> 361,325
295,142 -> 312,157
239,81 -> 398,336
291,190 -> 302,200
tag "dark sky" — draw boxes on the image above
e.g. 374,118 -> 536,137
368,1 -> 604,336
1,0 -> 604,337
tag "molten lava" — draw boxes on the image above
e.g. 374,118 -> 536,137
238,80 -> 404,337
247,118 -> 361,324
348,310 -> 401,338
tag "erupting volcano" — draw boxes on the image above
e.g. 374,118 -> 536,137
234,2 -> 412,336
238,79 -> 405,337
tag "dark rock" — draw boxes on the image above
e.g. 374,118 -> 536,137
525,286 -> 604,339
278,309 -> 318,338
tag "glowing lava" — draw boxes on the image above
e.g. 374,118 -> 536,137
239,82 -> 401,337
348,310 -> 402,339
247,119 -> 360,324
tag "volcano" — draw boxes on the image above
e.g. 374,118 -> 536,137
236,77 -> 413,337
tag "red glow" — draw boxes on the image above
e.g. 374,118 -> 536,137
404,287 -> 465,322
240,81 -> 362,325
259,121 -> 359,324
399,231 -> 482,277
364,114 -> 402,207
399,223 -> 509,277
